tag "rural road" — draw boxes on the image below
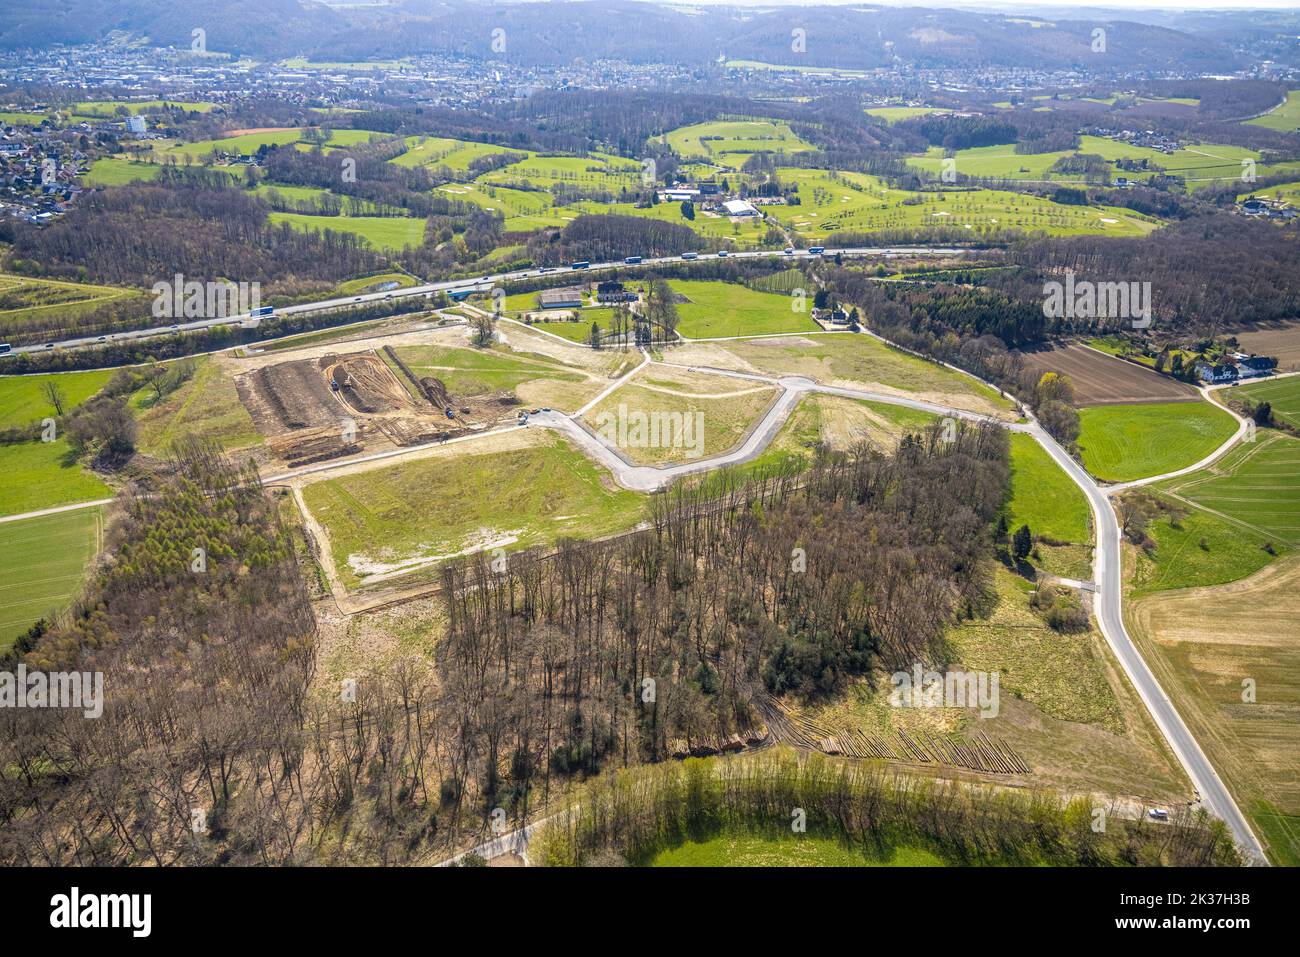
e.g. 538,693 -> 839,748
4,245 -> 976,356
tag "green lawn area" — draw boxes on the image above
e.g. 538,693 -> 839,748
651,833 -> 945,866
1130,433 -> 1300,594
132,356 -> 262,455
579,199 -> 769,247
1246,90 -> 1300,133
336,272 -> 417,296
670,280 -> 822,338
774,168 -> 1159,240
83,157 -> 162,186
74,99 -> 217,116
0,369 -> 115,429
478,152 -> 641,193
906,143 -> 1075,181
1006,432 -> 1090,544
0,440 -> 111,517
394,136 -> 528,172
525,309 -> 615,343
1225,375 -> 1300,429
388,341 -> 610,410
268,212 -> 427,252
866,106 -> 947,123
300,434 -> 645,589
0,506 -> 103,650
662,119 -> 813,166
720,332 -> 1016,419
1077,401 -> 1237,483
0,274 -> 141,333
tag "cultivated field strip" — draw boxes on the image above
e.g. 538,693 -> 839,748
759,699 -> 1031,775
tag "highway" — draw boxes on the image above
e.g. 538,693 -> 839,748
4,246 -> 975,356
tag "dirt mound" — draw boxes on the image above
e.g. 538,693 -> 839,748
237,359 -> 341,435
329,352 -> 420,415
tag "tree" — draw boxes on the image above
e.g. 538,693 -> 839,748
1013,524 -> 1033,560
1251,401 -> 1273,427
589,323 -> 602,349
680,201 -> 694,221
42,380 -> 65,417
471,313 -> 495,347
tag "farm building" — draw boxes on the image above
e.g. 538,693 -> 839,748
596,281 -> 636,304
538,286 -> 585,309
1195,360 -> 1239,384
1234,353 -> 1277,378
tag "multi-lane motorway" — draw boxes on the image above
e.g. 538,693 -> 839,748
4,246 -> 973,356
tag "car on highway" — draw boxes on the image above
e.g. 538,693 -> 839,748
0,343 -> 11,356
96,336 -> 107,342
681,252 -> 698,260
716,250 -> 728,257
43,342 -> 54,349
624,256 -> 642,265
783,247 -> 795,255
1148,808 -> 1170,820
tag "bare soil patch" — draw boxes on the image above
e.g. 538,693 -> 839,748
1015,342 -> 1199,406
1231,318 -> 1300,372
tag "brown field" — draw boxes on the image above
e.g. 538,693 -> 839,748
1231,318 -> 1300,372
1128,553 -> 1300,865
1015,342 -> 1199,406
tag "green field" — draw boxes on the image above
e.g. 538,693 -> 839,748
1246,90 -> 1300,133
1077,401 -> 1238,483
715,332 -> 1016,419
478,152 -> 641,193
651,833 -> 944,867
394,136 -> 527,172
83,157 -> 163,186
0,369 -> 114,429
268,212 -> 427,251
0,506 -> 103,649
133,357 -> 262,455
906,143 -> 1075,182
300,434 -> 644,588
866,106 -> 947,123
1225,375 -> 1300,429
0,439 -> 111,516
1006,432 -> 1091,544
774,168 -> 1159,240
670,280 -> 823,338
74,99 -> 217,116
662,119 -> 813,166
0,274 -> 140,333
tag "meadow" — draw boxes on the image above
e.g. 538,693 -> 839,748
132,357 -> 262,455
389,341 -> 612,410
0,440 -> 111,517
1005,432 -> 1091,544
669,280 -> 823,338
1225,374 -> 1300,429
1076,400 -> 1237,482
0,506 -> 104,650
1246,89 -> 1300,132
267,212 -> 428,252
582,365 -> 778,466
0,368 -> 115,428
0,273 -> 142,335
662,119 -> 813,166
300,433 -> 645,589
773,168 -> 1159,240
652,834 -> 943,866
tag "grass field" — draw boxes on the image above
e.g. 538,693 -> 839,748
389,341 -> 613,411
0,369 -> 114,429
670,280 -> 822,339
1076,401 -> 1237,483
773,168 -> 1159,240
478,152 -> 641,193
662,119 -> 813,166
0,440 -> 111,516
1246,90 -> 1300,132
1006,432 -> 1091,544
74,99 -> 217,116
268,212 -> 427,252
582,366 -> 778,466
679,332 -> 1015,419
738,393 -> 937,475
578,199 -> 770,247
300,433 -> 644,589
1224,375 -> 1300,429
83,157 -> 163,186
866,106 -> 947,123
0,273 -> 141,334
133,357 -> 262,455
392,136 -> 525,172
1129,553 -> 1300,865
651,833 -> 944,866
0,506 -> 103,649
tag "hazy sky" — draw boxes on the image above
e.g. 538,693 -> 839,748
637,1 -> 1300,9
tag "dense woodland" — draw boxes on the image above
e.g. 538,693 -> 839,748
1,423 -> 1014,864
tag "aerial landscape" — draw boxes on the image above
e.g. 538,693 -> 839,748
0,0 -> 1295,930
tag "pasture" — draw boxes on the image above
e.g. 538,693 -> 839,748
1246,90 -> 1300,133
1006,432 -> 1091,545
0,369 -> 114,428
669,280 -> 822,338
0,440 -> 111,517
299,432 -> 644,589
1225,374 -> 1300,429
267,212 -> 427,252
663,119 -> 813,166
1076,401 -> 1237,482
773,168 -> 1159,240
0,506 -> 104,650
652,834 -> 943,867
